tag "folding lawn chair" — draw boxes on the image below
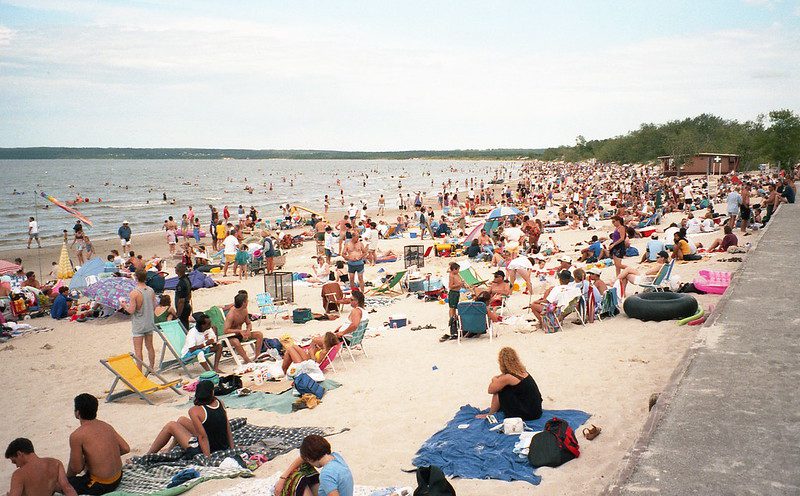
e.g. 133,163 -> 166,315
256,292 -> 288,324
100,353 -> 182,405
456,301 -> 493,343
342,319 -> 369,362
634,260 -> 675,293
542,295 -> 585,333
319,343 -> 344,373
597,288 -> 620,320
155,320 -> 201,377
321,282 -> 351,314
459,266 -> 488,289
369,270 -> 407,295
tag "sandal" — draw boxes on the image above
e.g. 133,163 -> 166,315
582,424 -> 601,440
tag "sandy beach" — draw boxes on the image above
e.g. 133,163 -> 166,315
0,186 -> 759,495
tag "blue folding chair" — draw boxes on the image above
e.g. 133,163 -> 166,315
256,292 -> 288,326
456,301 -> 493,343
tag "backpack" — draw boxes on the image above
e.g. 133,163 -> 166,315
214,374 -> 243,396
527,417 -> 580,468
294,373 -> 325,399
414,465 -> 456,496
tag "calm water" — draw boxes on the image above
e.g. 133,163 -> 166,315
0,159 -> 515,249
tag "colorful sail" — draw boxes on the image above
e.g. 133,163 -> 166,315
40,191 -> 93,226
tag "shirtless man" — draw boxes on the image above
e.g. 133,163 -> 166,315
739,181 -> 751,234
67,394 -> 129,495
481,270 -> 512,305
5,438 -> 77,496
336,214 -> 349,254
223,292 -> 264,363
341,232 -> 367,292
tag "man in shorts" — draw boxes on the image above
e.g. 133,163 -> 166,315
341,232 -> 366,292
441,262 -> 465,342
223,292 -> 264,363
68,394 -> 129,495
118,221 -> 132,250
222,226 -> 238,276
5,438 -> 77,496
27,217 -> 40,249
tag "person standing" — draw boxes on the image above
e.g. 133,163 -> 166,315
341,232 -> 366,292
222,227 -> 238,277
174,263 -> 193,330
739,182 -> 751,234
27,217 -> 40,249
4,438 -> 77,496
67,394 -> 129,495
726,187 -> 742,230
121,268 -> 157,371
378,194 -> 385,216
118,221 -> 132,251
441,262 -> 465,342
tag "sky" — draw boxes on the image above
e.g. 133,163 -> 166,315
0,0 -> 798,150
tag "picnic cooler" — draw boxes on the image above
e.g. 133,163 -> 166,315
407,277 -> 426,292
435,243 -> 453,257
389,314 -> 407,328
292,308 -> 313,324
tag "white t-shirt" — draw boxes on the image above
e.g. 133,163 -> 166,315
547,285 -> 581,308
362,228 -> 374,248
683,184 -> 693,200
504,227 -> 524,244
324,232 -> 335,250
686,218 -> 702,234
223,235 -> 239,255
181,326 -> 214,356
28,220 -> 38,234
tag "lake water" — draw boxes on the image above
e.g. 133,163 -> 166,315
0,159 -> 516,249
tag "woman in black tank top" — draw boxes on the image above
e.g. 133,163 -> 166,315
145,380 -> 233,457
476,347 -> 543,421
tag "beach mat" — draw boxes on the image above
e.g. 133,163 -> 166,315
412,405 -> 591,485
214,472 -> 411,496
215,380 -> 341,414
109,418 -> 330,495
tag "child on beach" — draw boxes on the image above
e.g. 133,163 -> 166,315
441,262 -> 465,342
234,243 -> 250,279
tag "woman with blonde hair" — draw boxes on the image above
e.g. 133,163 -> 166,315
281,332 -> 339,374
476,347 -> 543,420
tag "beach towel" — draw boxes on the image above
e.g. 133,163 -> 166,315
194,380 -> 341,415
113,418 -> 330,496
412,405 -> 591,485
213,472 -> 411,496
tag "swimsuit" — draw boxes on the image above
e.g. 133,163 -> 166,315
67,472 -> 122,496
347,260 -> 365,273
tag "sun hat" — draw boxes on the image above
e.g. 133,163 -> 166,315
586,267 -> 603,276
122,220 -> 129,224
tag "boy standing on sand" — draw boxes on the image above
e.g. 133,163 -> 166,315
441,262 -> 465,342
5,438 -> 77,496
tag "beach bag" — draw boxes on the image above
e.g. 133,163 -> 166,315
501,417 -> 525,435
292,308 -> 313,324
214,374 -> 242,396
527,417 -> 580,468
625,246 -> 639,257
293,373 -> 325,399
414,465 -> 456,496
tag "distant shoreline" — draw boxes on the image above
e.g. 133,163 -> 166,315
0,148 -> 542,161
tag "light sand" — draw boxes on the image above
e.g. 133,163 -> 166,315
0,207 -> 755,495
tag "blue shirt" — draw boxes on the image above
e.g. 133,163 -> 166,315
588,241 -> 602,258
104,261 -> 117,273
118,225 -> 131,240
646,239 -> 665,261
50,293 -> 70,319
318,453 -> 353,496
726,192 -> 741,214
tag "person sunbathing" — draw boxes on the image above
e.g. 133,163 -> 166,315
614,251 -> 669,297
707,225 -> 739,252
223,292 -> 264,363
526,270 -> 574,327
5,438 -> 77,496
313,290 -> 364,347
282,332 -> 339,373
147,380 -> 233,458
475,347 -> 543,421
67,394 -> 129,495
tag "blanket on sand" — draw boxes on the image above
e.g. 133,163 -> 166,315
213,473 -> 411,496
412,405 -> 591,485
208,380 -> 341,414
106,418 -> 329,496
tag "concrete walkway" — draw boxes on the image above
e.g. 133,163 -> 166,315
610,203 -> 800,495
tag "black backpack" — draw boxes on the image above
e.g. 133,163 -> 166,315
414,465 -> 456,496
214,375 -> 243,396
527,417 -> 580,468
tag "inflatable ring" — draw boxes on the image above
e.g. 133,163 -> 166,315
623,292 -> 698,322
677,308 -> 704,326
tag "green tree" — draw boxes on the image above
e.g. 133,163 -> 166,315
764,109 -> 800,171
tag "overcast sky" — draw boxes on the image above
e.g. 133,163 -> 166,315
0,0 -> 798,150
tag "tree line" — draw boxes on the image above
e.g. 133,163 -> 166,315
541,109 -> 800,170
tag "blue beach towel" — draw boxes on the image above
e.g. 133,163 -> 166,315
412,405 -> 591,485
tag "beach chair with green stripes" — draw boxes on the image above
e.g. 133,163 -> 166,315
459,266 -> 488,289
369,270 -> 407,295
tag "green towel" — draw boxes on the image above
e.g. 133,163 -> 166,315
194,380 -> 342,415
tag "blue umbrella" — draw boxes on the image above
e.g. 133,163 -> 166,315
69,258 -> 106,289
82,277 -> 136,309
485,206 -> 521,220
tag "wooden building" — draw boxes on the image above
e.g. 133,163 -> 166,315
659,153 -> 740,176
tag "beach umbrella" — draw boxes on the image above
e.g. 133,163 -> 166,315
69,258 -> 106,289
0,259 -> 21,276
463,223 -> 483,245
82,277 -> 135,309
39,191 -> 93,227
484,206 -> 521,220
57,243 -> 74,279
